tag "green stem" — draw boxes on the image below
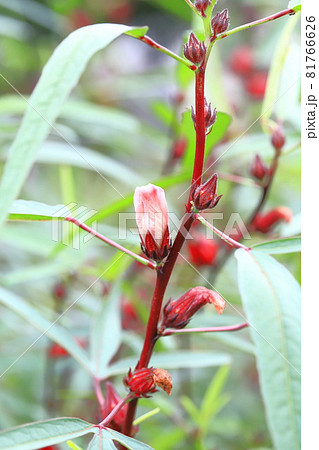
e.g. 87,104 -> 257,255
215,8 -> 295,41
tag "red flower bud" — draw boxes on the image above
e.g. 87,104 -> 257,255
184,32 -> 206,65
195,0 -> 211,17
229,46 -> 254,76
187,235 -> 219,266
191,97 -> 217,135
103,382 -> 128,431
160,286 -> 226,331
250,154 -> 269,180
172,136 -> 187,159
191,174 -> 222,211
271,124 -> 285,152
52,282 -> 66,300
244,71 -> 268,100
134,184 -> 171,262
211,9 -> 230,39
124,368 -> 172,397
252,206 -> 292,234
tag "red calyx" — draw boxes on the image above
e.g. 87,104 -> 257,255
244,71 -> 268,100
211,9 -> 230,39
271,124 -> 285,152
124,368 -> 172,397
192,97 -> 217,135
250,154 -> 269,180
187,235 -> 219,266
191,173 -> 222,211
160,286 -> 226,332
229,46 -> 254,76
252,207 -> 293,233
184,32 -> 206,65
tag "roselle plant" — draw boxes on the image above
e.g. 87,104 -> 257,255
0,1 -> 301,449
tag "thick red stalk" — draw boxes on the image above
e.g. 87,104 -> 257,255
188,68 -> 206,205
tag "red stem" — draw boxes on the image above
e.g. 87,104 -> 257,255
98,394 -> 133,427
161,322 -> 249,336
65,216 -> 155,269
188,68 -> 206,209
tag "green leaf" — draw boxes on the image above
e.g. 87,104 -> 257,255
8,200 -> 70,221
0,417 -> 95,450
104,351 -> 231,378
0,23 -> 148,233
236,250 -> 300,450
88,432 -> 117,450
90,281 -> 123,378
252,237 -> 301,254
67,441 -> 85,450
288,0 -> 301,12
0,286 -> 93,374
105,429 -> 155,450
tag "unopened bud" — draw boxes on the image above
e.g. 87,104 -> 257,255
271,124 -> 285,153
252,206 -> 292,233
191,173 -> 222,211
191,98 -> 217,134
184,32 -> 206,65
124,368 -> 172,397
195,0 -> 211,17
187,234 -> 219,266
250,154 -> 269,180
211,9 -> 230,39
160,286 -> 226,332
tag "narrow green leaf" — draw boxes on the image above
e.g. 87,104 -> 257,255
180,396 -> 200,425
200,366 -> 230,425
90,281 -> 123,377
0,418 -> 95,450
288,0 -> 301,12
88,432 -> 117,450
67,441 -> 85,450
252,236 -> 301,254
8,200 -> 70,221
0,23 -> 148,232
236,249 -> 300,450
103,351 -> 231,378
105,429 -> 155,450
0,287 -> 93,374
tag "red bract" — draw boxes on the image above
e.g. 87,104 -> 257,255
195,0 -> 211,17
250,154 -> 269,180
190,174 -> 222,211
244,71 -> 268,99
252,207 -> 293,233
191,97 -> 217,135
211,9 -> 230,39
184,32 -> 206,65
230,46 -> 254,76
134,184 -> 171,262
187,235 -> 219,266
124,368 -> 172,397
160,286 -> 226,331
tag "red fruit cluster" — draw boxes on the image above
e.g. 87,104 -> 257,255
184,32 -> 206,65
124,368 -> 172,397
190,173 -> 222,211
252,207 -> 292,233
187,235 -> 219,266
160,286 -> 226,332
